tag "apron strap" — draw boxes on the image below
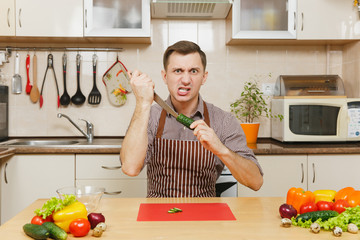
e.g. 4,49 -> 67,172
156,102 -> 210,138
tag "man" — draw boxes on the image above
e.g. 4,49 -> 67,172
120,40 -> 263,197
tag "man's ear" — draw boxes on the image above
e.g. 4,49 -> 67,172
161,69 -> 167,85
202,71 -> 208,85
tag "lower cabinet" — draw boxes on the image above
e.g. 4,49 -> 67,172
307,154 -> 360,191
0,154 -> 75,224
238,154 -> 360,197
75,154 -> 147,198
238,155 -> 307,197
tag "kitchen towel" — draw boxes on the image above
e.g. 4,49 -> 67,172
137,203 -> 236,221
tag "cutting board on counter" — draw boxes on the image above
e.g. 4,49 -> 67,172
137,203 -> 236,221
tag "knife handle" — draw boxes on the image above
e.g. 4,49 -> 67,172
177,114 -> 195,130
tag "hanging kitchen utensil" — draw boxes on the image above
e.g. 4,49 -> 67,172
29,53 -> 40,103
59,53 -> 71,106
11,53 -> 22,94
25,54 -> 32,94
71,53 -> 86,105
88,53 -> 102,105
39,54 -> 60,108
102,57 -> 132,106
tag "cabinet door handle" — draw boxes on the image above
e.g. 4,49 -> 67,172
85,9 -> 87,28
301,12 -> 304,31
312,163 -> 316,183
101,165 -> 121,170
4,162 -> 8,184
7,8 -> 10,27
300,163 -> 304,183
18,8 -> 22,28
293,12 -> 296,30
104,191 -> 122,195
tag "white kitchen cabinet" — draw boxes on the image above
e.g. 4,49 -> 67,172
238,154 -> 360,197
307,154 -> 360,191
296,0 -> 360,39
83,0 -> 150,37
230,0 -> 297,39
0,154 -> 74,224
238,155 -> 307,197
15,0 -> 83,37
76,154 -> 147,198
0,0 -> 15,36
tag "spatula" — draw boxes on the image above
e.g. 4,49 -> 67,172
29,54 -> 40,103
88,53 -> 101,105
11,53 -> 22,94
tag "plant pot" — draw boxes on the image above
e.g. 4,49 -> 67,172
240,123 -> 260,144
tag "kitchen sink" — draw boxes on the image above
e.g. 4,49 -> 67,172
6,140 -> 80,146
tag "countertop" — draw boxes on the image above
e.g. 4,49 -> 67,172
1,137 -> 360,155
0,197 -> 358,240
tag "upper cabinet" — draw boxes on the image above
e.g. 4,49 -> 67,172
228,0 -> 360,43
0,0 -> 15,36
230,0 -> 296,39
84,0 -> 150,37
15,0 -> 83,37
297,0 -> 360,39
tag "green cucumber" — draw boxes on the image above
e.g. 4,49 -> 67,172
176,114 -> 194,129
23,223 -> 50,240
296,210 -> 339,222
42,222 -> 68,240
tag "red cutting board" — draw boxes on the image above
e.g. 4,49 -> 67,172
137,203 -> 236,221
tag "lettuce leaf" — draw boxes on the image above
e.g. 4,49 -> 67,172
318,206 -> 360,231
291,206 -> 360,232
34,194 -> 77,218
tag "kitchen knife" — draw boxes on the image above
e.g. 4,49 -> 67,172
120,67 -> 194,129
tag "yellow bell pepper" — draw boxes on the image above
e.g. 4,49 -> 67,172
53,201 -> 88,232
313,189 -> 337,203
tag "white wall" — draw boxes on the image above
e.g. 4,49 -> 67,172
0,20 -> 344,138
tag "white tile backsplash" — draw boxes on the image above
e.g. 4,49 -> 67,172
0,19 -> 345,138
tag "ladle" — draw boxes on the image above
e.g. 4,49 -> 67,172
59,53 -> 71,106
71,53 -> 86,105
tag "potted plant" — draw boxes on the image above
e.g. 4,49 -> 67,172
230,75 -> 283,145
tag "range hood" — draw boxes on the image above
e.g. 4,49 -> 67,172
151,0 -> 233,19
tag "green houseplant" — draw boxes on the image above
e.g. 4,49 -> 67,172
230,75 -> 283,144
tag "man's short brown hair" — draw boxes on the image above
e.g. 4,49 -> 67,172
163,40 -> 207,70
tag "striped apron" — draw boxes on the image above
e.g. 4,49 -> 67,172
147,103 -> 217,198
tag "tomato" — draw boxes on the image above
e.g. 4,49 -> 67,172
30,215 -> 53,225
69,218 -> 91,237
334,199 -> 350,214
300,202 -> 318,214
316,201 -> 335,211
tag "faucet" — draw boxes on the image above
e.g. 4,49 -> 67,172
57,113 -> 94,143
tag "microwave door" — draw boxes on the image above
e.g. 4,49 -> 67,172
289,105 -> 340,136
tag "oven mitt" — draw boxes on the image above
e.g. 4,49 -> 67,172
102,60 -> 132,106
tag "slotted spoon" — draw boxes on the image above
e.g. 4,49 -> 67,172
88,53 -> 101,105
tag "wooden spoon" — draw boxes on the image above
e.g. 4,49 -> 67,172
30,54 -> 40,103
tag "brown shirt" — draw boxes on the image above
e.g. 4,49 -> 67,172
145,95 -> 263,178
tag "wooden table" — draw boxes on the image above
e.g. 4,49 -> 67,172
0,197 -> 358,239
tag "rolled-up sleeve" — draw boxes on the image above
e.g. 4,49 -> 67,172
220,112 -> 264,176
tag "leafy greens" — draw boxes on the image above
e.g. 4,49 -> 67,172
291,206 -> 360,232
34,194 -> 77,219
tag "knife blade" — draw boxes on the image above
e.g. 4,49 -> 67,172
153,92 -> 178,118
120,65 -> 194,129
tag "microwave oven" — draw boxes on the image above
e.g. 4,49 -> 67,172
271,97 -> 360,142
